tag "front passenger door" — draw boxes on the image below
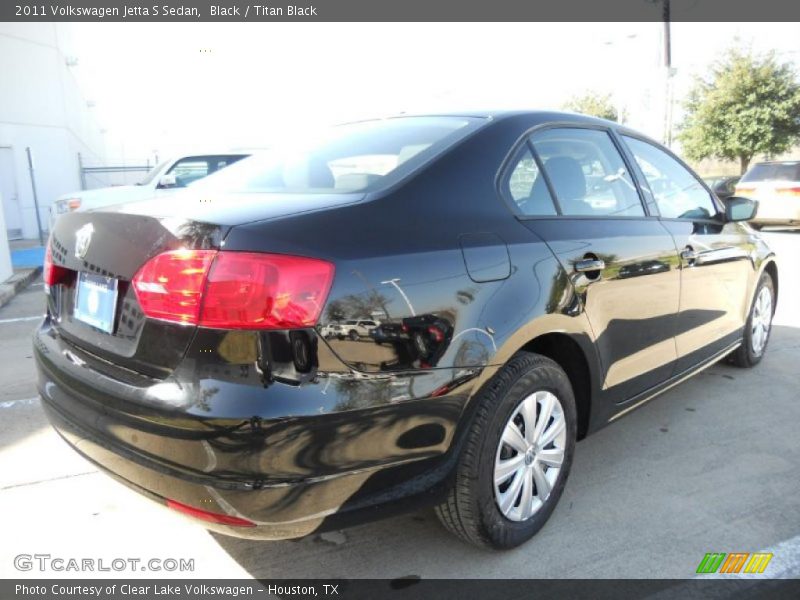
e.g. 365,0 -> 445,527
621,135 -> 754,373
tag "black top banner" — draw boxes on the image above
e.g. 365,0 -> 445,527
3,0 -> 800,22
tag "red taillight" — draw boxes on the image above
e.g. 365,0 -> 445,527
166,499 -> 255,527
132,249 -> 217,325
735,187 -> 756,196
67,198 -> 82,210
132,250 -> 334,330
43,245 -> 69,287
200,252 -> 334,329
776,186 -> 800,197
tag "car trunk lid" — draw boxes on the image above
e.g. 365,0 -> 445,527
47,211 -> 227,379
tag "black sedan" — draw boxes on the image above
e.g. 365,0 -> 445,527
36,111 -> 777,549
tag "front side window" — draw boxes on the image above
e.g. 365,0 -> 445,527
165,155 -> 247,188
623,136 -> 719,220
169,158 -> 210,187
192,117 -> 483,194
531,128 -> 645,217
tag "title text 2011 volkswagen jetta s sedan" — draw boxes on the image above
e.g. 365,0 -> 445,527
35,111 -> 777,549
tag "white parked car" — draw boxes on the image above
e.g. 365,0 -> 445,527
50,153 -> 249,227
321,319 -> 380,340
735,160 -> 800,228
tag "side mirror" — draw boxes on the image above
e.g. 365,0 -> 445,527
725,196 -> 758,222
158,173 -> 177,188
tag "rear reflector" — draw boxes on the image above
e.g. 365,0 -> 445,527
166,499 -> 256,527
132,250 -> 334,330
43,245 -> 69,287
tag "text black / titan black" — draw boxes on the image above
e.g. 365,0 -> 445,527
35,111 -> 777,549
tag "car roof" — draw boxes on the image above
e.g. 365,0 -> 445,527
752,160 -> 800,166
360,109 -> 620,127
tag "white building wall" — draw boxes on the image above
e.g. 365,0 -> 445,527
0,23 -> 106,240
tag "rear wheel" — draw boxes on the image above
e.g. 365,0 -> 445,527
348,330 -> 359,340
730,271 -> 775,368
435,352 -> 576,549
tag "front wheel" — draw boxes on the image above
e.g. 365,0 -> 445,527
435,352 -> 576,549
730,271 -> 775,368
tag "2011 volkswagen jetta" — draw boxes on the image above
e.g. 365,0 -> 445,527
35,111 -> 777,549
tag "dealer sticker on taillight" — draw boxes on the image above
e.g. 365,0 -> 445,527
74,272 -> 119,334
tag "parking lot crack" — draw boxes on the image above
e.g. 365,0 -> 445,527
0,470 -> 97,491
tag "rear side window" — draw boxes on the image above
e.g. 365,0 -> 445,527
192,117 -> 484,194
623,136 -> 718,220
741,162 -> 800,182
531,128 -> 645,217
503,145 -> 557,216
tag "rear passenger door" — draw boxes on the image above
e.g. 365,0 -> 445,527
620,135 -> 753,372
504,126 -> 681,401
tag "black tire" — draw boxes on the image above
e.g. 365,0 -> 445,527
348,330 -> 359,341
730,271 -> 775,368
435,352 -> 577,550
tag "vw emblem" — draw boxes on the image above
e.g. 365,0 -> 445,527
75,223 -> 94,260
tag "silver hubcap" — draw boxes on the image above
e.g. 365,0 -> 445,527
494,390 -> 566,522
751,286 -> 773,355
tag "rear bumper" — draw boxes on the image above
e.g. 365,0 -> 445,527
751,197 -> 800,224
34,318 -> 474,539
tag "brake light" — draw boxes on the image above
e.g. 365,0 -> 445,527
776,186 -> 800,197
43,245 -> 69,287
166,499 -> 255,527
132,249 -> 217,324
132,250 -> 334,330
67,198 -> 82,210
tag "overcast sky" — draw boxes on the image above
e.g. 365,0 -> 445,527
66,22 -> 800,161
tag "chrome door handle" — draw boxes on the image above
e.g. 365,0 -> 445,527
574,259 -> 605,273
681,248 -> 698,262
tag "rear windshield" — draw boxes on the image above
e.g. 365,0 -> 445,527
192,116 -> 484,194
741,162 -> 800,183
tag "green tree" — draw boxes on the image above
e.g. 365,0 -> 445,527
679,47 -> 800,174
564,92 -> 622,122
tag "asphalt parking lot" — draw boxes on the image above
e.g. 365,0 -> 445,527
1,231 -> 798,580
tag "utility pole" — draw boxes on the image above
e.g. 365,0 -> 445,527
662,0 -> 671,70
662,0 -> 676,147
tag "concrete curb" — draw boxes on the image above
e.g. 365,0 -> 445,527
0,267 -> 42,310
